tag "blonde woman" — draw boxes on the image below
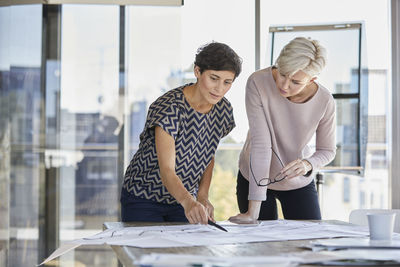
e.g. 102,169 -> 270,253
230,37 -> 336,223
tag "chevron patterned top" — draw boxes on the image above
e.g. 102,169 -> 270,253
122,84 -> 235,204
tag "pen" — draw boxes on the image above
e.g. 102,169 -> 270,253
207,219 -> 228,232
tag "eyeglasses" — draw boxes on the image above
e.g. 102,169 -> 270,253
250,149 -> 287,187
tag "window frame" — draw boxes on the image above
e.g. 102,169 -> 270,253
0,0 -> 183,6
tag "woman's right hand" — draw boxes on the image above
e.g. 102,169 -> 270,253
181,198 -> 208,225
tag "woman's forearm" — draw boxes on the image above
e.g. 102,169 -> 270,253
247,200 -> 262,219
197,158 -> 214,200
160,169 -> 194,208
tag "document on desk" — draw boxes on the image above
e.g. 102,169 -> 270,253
310,237 -> 400,250
307,250 -> 400,266
39,220 -> 379,265
136,253 -> 300,267
136,250 -> 400,267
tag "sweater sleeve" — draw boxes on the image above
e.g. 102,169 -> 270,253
306,96 -> 337,175
246,76 -> 272,201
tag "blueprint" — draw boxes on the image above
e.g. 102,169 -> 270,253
40,219 -> 399,265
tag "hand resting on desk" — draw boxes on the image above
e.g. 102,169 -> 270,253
229,200 -> 261,224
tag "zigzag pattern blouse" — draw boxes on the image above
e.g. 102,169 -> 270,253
122,84 -> 235,204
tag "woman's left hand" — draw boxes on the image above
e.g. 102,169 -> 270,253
280,159 -> 312,179
197,197 -> 215,221
229,212 -> 258,224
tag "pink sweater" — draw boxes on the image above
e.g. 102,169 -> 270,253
239,67 -> 336,201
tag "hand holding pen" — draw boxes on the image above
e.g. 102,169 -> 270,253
182,197 -> 210,225
181,196 -> 227,232
197,197 -> 214,220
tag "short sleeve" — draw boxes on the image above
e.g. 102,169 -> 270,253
218,98 -> 235,138
145,98 -> 180,140
222,111 -> 235,138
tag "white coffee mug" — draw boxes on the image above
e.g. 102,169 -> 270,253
367,212 -> 396,240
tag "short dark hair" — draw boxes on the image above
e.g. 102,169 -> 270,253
194,42 -> 242,79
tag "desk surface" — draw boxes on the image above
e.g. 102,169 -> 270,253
104,220 -> 356,267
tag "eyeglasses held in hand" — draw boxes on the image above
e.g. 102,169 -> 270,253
250,149 -> 287,187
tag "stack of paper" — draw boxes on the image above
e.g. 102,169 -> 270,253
306,237 -> 400,266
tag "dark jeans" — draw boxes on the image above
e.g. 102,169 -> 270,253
120,189 -> 188,222
236,171 -> 321,220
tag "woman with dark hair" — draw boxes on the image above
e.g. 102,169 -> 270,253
121,42 -> 242,224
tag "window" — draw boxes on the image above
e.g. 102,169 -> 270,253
268,23 -> 366,170
0,1 -> 391,265
0,4 -> 43,266
59,5 -> 120,265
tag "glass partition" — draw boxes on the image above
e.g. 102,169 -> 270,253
3,5 -> 42,266
0,6 -> 10,267
57,4 -> 120,266
126,5 -> 183,157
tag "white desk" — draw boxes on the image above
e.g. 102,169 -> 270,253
103,220 -> 383,267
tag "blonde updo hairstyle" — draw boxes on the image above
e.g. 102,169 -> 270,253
274,37 -> 327,78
